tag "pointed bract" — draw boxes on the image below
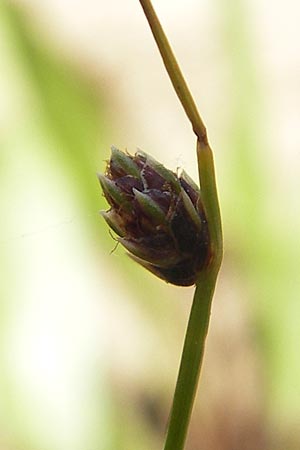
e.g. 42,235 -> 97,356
133,188 -> 166,225
100,210 -> 125,237
110,146 -> 141,178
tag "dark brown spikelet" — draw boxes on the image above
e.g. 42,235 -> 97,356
98,146 -> 211,286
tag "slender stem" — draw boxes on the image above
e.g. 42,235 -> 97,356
164,141 -> 222,450
197,139 -> 223,261
138,0 -> 208,144
138,1 -> 223,449
163,268 -> 219,450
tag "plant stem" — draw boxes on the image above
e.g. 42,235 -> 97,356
163,140 -> 222,450
138,1 -> 223,449
138,0 -> 207,144
163,267 -> 219,450
197,139 -> 223,260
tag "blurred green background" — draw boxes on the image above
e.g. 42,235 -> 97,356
1,1 -> 299,449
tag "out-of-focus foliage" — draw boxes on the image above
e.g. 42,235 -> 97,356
0,3 -> 177,449
1,1 -> 299,450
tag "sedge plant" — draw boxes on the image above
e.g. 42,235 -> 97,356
99,1 -> 223,449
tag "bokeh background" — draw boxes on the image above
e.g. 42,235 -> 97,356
1,0 -> 300,449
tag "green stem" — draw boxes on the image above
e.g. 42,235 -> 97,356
138,1 -> 223,449
163,268 -> 219,450
164,141 -> 222,450
197,139 -> 223,260
138,0 -> 207,144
